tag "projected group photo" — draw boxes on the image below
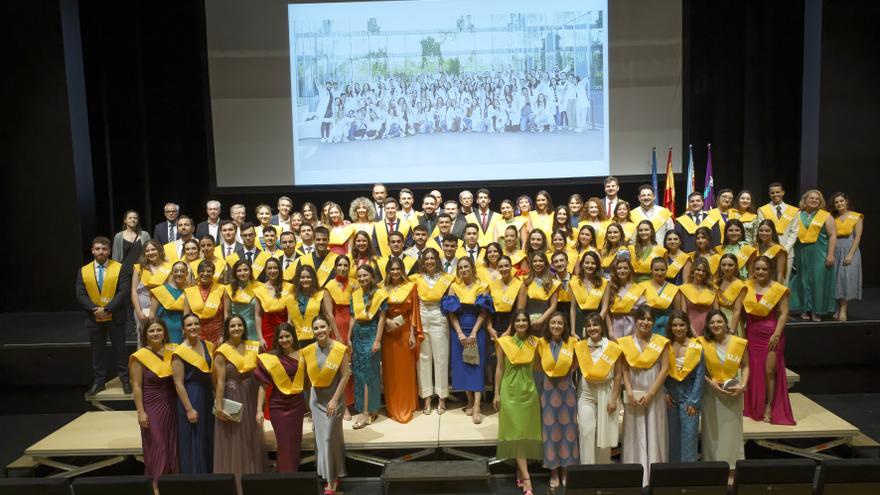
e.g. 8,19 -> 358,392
289,0 -> 609,185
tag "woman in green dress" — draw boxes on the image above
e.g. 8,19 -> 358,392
494,309 -> 542,495
226,260 -> 259,339
789,189 -> 838,321
349,264 -> 388,429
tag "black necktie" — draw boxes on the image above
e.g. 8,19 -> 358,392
169,224 -> 175,242
776,205 -> 783,219
285,258 -> 291,269
246,252 -> 254,264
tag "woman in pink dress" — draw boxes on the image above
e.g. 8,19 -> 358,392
742,256 -> 795,425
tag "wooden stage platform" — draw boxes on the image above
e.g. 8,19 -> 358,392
21,391 -> 860,477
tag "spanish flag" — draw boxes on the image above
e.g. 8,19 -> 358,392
663,147 -> 675,216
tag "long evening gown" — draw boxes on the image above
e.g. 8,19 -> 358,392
141,366 -> 179,479
496,338 -> 543,461
665,353 -> 706,462
310,349 -> 347,483
540,342 -> 580,470
350,297 -> 386,413
254,355 -> 306,472
176,343 -> 214,474
155,283 -> 184,343
744,295 -> 795,425
789,214 -> 837,315
382,287 -> 422,423
622,339 -> 669,486
213,362 -> 265,490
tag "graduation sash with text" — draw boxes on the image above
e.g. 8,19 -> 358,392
325,280 -> 352,306
630,245 -> 668,274
451,281 -> 488,305
214,340 -> 260,373
716,245 -> 757,269
758,244 -> 785,261
639,281 -> 680,310
610,284 -> 646,314
618,334 -> 669,369
718,279 -> 745,309
191,256 -> 226,282
373,220 -> 412,257
679,283 -> 716,306
527,279 -> 561,301
257,353 -> 305,395
835,211 -> 862,237
151,284 -> 185,311
130,344 -> 177,378
303,341 -> 347,387
288,289 -> 324,340
497,335 -> 537,365
698,335 -> 747,382
254,283 -> 293,313
488,277 -> 522,312
570,277 -> 607,311
667,338 -> 703,381
81,261 -> 122,321
631,207 -> 672,232
797,209 -> 830,244
412,273 -> 455,303
135,262 -> 172,289
537,338 -> 576,377
329,224 -> 354,246
184,284 -> 226,319
297,252 -> 339,287
226,282 -> 261,305
759,203 -> 798,235
675,213 -> 720,234
666,251 -> 690,279
351,288 -> 388,321
173,340 -> 214,372
743,280 -> 788,317
575,339 -> 621,382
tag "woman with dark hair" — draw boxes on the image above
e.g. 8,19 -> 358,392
301,202 -> 319,228
443,256 -> 493,424
494,309 -> 542,495
755,219 -> 788,283
130,318 -> 178,483
569,251 -> 609,337
575,313 -> 622,465
718,219 -> 756,279
213,314 -> 264,488
412,248 -> 455,415
349,265 -> 388,429
182,239 -> 202,266
172,314 -> 214,474
743,256 -> 795,425
478,242 -> 504,282
569,224 -> 597,275
664,310 -> 705,462
731,190 -> 759,245
630,221 -> 667,283
255,322 -> 306,472
519,252 -> 560,333
691,226 -> 721,276
620,307 -> 670,485
132,240 -> 171,343
183,261 -> 229,346
536,312 -> 580,491
606,257 -> 646,340
349,230 -> 376,272
529,190 -> 554,237
829,192 -> 863,321
254,258 -> 293,350
226,260 -> 260,336
638,257 -> 681,337
302,314 -> 351,494
524,229 -> 548,271
699,310 -> 748,468
613,201 -> 637,243
790,189 -> 838,321
579,197 -> 609,248
679,257 -> 719,337
112,209 -> 151,263
325,255 -> 354,418
663,230 -> 692,284
716,254 -> 745,336
488,255 -> 524,338
551,207 -> 574,243
382,257 -> 422,423
288,263 -> 332,349
495,200 -> 528,251
150,261 -> 189,344
600,223 -> 628,272
567,194 -> 584,227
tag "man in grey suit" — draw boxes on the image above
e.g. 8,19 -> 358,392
75,236 -> 132,396
195,199 -> 223,245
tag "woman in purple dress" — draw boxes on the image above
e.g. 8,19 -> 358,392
255,322 -> 306,472
130,317 -> 178,484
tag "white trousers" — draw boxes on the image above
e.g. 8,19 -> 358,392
418,302 -> 450,398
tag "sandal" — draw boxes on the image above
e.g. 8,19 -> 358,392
437,402 -> 447,415
352,414 -> 373,430
472,409 -> 483,424
800,313 -> 811,321
521,477 -> 532,494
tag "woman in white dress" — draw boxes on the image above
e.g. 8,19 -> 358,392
575,313 -> 622,464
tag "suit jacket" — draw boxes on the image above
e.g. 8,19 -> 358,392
601,197 -> 619,219
153,221 -> 175,245
75,262 -> 132,324
450,215 -> 468,239
217,242 -> 246,262
195,220 -> 224,245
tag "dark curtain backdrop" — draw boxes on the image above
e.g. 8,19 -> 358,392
3,0 -> 879,312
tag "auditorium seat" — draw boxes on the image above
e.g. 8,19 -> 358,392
241,472 -> 321,494
733,459 -> 816,495
0,478 -> 70,495
648,462 -> 729,495
72,475 -> 152,495
158,473 -> 237,495
818,458 -> 880,495
565,463 -> 643,495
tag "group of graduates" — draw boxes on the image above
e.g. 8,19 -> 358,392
76,177 -> 863,493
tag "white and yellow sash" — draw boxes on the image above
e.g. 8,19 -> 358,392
575,339 -> 621,382
373,220 -> 412,258
497,335 -> 537,365
667,338 -> 703,381
743,280 -> 788,317
303,340 -> 348,387
698,335 -> 747,382
629,245 -> 668,274
618,334 -> 669,369
257,353 -> 305,395
537,338 -> 576,377
675,213 -> 720,234
184,284 -> 226,319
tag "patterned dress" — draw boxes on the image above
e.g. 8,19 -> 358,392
539,340 -> 580,469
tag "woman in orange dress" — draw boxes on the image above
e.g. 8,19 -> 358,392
380,257 -> 423,423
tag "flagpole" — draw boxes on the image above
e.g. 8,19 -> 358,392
651,146 -> 658,205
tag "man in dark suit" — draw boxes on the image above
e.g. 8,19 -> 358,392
75,236 -> 132,396
413,193 -> 439,235
153,202 -> 180,244
372,183 -> 387,221
217,220 -> 245,260
444,200 -> 468,239
195,199 -> 223,245
270,196 -> 294,232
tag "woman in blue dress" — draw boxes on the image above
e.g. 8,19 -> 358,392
349,264 -> 388,429
171,313 -> 214,473
149,261 -> 189,343
664,310 -> 706,462
226,260 -> 260,339
442,256 -> 493,424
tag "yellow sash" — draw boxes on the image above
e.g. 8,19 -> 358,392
151,284 -> 185,311
136,262 -> 172,289
190,257 -> 225,283
303,341 -> 348,387
412,273 -> 455,303
667,338 -> 703,381
351,288 -> 388,321
718,279 -> 745,309
81,261 -> 122,321
529,211 -> 553,236
465,211 -> 502,246
451,281 -> 488,304
835,211 -> 862,237
610,284 -> 646,314
679,283 -> 716,306
526,279 -> 561,301
717,244 -> 756,269
329,224 -> 354,246
288,289 -> 325,340
743,280 -> 789,317
376,255 -> 418,281
226,282 -> 260,305
246,250 -> 273,280
373,220 -> 412,257
698,335 -> 747,382
675,213 -> 720,234
184,284 -> 226,319
689,252 -> 721,274
570,277 -> 607,311
163,242 -> 182,262
759,203 -> 798,235
488,277 -> 522,312
730,209 -> 757,223
759,244 -> 785,260
173,341 -> 214,372
797,210 -> 831,244
502,249 -> 527,266
257,353 -> 304,394
214,340 -> 260,373
666,251 -> 690,279
577,220 -> 609,248
638,281 -> 680,310
618,334 -> 669,369
386,281 -> 415,304
630,245 -> 668,274
254,282 -> 293,313
325,280 -> 352,306
575,339 -> 621,382
497,335 -> 537,365
537,338 -> 576,377
296,252 -> 339,287
631,207 -> 672,232
130,344 -> 177,378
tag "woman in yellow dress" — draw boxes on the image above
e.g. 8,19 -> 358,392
679,257 -> 719,337
600,223 -> 629,273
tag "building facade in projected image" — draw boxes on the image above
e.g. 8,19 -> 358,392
289,0 -> 609,186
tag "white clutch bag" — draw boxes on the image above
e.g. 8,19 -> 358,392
623,390 -> 647,405
213,398 -> 243,422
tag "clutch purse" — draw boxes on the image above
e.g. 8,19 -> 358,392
213,398 -> 243,422
623,389 -> 647,405
389,314 -> 405,328
462,344 -> 480,365
722,378 -> 740,390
